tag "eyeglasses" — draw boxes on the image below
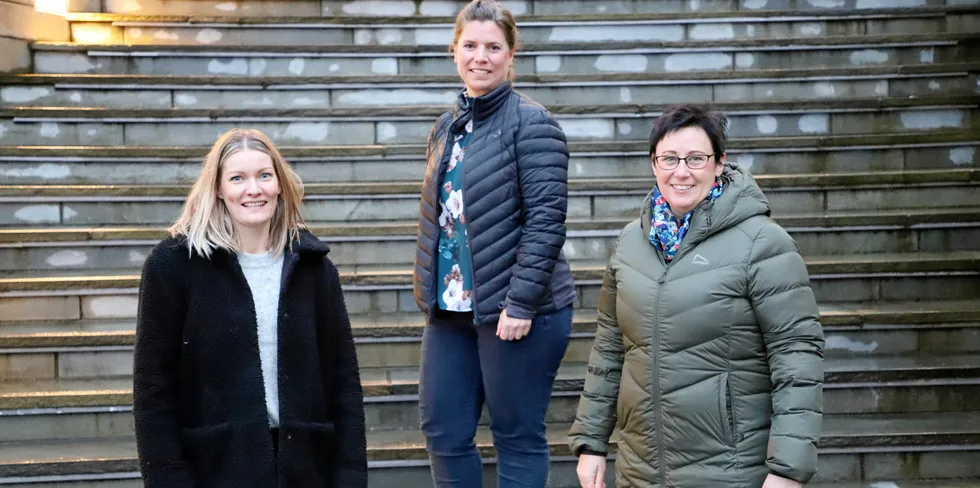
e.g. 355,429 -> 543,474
653,154 -> 714,170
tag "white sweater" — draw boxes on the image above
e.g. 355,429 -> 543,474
237,251 -> 285,428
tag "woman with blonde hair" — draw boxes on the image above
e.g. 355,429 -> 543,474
413,1 -> 575,486
133,128 -> 367,487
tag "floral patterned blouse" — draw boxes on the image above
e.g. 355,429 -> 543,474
437,119 -> 475,312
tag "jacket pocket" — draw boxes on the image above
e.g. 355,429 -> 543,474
278,420 -> 337,486
181,420 -> 274,487
719,372 -> 736,446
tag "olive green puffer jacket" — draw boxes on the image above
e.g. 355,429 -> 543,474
568,164 -> 824,487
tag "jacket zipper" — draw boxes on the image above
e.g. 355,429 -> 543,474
460,122 -> 480,326
651,235 -> 668,486
651,200 -> 712,483
654,266 -> 667,486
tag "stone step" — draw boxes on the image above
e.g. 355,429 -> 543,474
2,208 -> 979,272
0,355 -> 977,443
0,412 -> 978,485
0,132 -> 976,184
28,33 -> 980,76
0,252 -> 977,322
2,96 -> 977,146
3,297 -> 980,356
2,169 -> 977,226
72,0 -> 980,17
3,62 -> 977,109
64,6 -> 980,47
812,483 -> 980,488
1,307 -> 978,381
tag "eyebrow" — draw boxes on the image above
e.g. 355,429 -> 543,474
460,39 -> 503,45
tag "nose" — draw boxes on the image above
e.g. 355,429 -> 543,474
245,178 -> 261,195
475,46 -> 489,62
673,161 -> 693,178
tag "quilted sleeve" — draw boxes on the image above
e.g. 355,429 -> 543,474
748,222 -> 825,483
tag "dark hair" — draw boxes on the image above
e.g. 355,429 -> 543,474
648,104 -> 729,161
450,0 -> 520,81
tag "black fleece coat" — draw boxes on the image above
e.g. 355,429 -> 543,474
413,82 -> 577,325
133,229 -> 367,488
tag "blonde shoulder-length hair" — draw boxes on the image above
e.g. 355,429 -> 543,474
169,128 -> 306,259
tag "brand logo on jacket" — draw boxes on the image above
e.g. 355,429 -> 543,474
692,254 -> 710,266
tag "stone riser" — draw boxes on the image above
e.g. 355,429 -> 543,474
2,266 -> 978,319
45,479 -> 971,488
3,322 -> 979,380
3,74 -> 976,110
1,145 -> 976,184
3,319 -> 978,357
0,444 -> 977,487
3,226 -> 979,273
2,184 -> 976,226
0,481 -> 138,488
369,450 -> 980,487
31,44 -> 974,77
2,107 -> 977,146
70,15 -> 980,47
72,0 -> 980,17
1,381 -> 977,444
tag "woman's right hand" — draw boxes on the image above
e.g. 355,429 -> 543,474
576,454 -> 607,488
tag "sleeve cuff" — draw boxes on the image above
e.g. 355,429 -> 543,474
505,300 -> 535,320
577,447 -> 608,458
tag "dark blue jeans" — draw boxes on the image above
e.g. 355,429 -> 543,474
419,305 -> 573,488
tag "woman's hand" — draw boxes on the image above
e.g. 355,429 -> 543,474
762,473 -> 802,488
576,454 -> 607,488
496,308 -> 532,341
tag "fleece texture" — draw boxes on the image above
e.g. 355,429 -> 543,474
134,229 -> 367,488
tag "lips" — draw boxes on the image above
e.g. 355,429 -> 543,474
242,202 -> 266,207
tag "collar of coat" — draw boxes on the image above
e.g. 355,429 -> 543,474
640,163 -> 771,252
203,227 -> 330,264
449,81 -> 513,132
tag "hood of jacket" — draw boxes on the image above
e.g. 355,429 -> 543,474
640,163 -> 770,256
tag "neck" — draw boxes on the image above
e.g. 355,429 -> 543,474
466,81 -> 505,99
669,204 -> 695,218
235,224 -> 273,254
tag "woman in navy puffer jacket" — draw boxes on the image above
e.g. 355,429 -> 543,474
412,1 -> 576,487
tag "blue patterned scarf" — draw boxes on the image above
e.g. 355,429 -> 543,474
649,178 -> 725,262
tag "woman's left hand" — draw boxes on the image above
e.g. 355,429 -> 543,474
762,473 -> 803,488
497,309 -> 532,341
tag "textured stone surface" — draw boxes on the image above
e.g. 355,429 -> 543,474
0,36 -> 31,73
0,296 -> 80,322
0,1 -> 70,42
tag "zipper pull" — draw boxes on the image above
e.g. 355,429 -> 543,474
658,273 -> 666,284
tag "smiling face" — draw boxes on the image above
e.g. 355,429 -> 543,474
218,149 -> 280,235
652,126 -> 726,217
453,20 -> 514,98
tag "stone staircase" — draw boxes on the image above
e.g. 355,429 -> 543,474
0,0 -> 979,486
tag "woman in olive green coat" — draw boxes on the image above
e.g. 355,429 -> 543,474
568,104 -> 824,488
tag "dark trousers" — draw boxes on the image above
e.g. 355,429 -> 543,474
419,305 -> 573,488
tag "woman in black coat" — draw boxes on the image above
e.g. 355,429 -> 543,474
133,128 -> 367,487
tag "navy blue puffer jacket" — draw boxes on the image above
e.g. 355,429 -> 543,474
413,82 -> 576,325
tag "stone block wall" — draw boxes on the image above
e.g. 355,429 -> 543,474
0,0 -> 69,72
